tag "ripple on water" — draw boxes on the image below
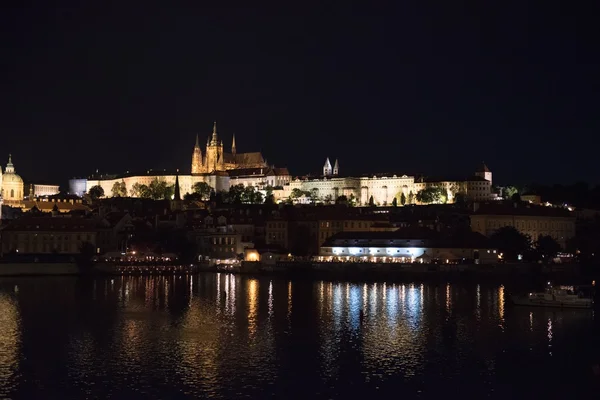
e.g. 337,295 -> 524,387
0,276 -> 597,398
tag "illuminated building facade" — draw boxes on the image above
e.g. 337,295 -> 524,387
70,122 -> 291,198
1,155 -> 24,206
319,229 -> 498,264
277,160 -> 494,206
470,202 -> 576,248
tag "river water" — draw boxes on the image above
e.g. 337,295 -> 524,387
0,274 -> 598,399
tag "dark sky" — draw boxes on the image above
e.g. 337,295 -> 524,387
1,2 -> 598,188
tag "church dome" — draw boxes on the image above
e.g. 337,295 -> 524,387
2,172 -> 23,183
2,155 -> 22,183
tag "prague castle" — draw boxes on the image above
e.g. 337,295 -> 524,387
71,122 -> 292,197
280,158 -> 494,206
68,121 -> 495,205
192,121 -> 268,173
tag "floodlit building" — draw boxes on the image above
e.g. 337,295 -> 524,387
319,227 -> 498,264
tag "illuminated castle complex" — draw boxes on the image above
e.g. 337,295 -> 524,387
192,121 -> 267,173
71,122 -> 291,197
70,122 -> 495,205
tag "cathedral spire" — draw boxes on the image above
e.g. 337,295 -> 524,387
333,159 -> 339,175
232,134 -> 237,156
195,133 -> 200,148
323,157 -> 332,176
211,121 -> 218,144
174,171 -> 181,201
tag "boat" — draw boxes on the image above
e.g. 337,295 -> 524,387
511,283 -> 593,309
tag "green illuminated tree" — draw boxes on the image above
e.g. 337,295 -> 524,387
407,191 -> 414,204
111,180 -> 127,197
392,197 -> 398,207
504,186 -> 519,199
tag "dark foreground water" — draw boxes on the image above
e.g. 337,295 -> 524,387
0,274 -> 599,399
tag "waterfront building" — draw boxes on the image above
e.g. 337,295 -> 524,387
470,202 -> 576,248
0,217 -> 101,255
319,227 -> 498,264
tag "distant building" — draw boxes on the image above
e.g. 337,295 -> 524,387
1,155 -> 24,206
277,161 -> 494,206
319,227 -> 498,264
470,202 -> 576,248
28,183 -> 60,197
70,121 -> 290,198
0,217 -> 102,255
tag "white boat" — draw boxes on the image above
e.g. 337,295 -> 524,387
511,284 -> 593,309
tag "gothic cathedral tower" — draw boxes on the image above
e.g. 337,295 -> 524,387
191,134 -> 203,174
205,121 -> 224,173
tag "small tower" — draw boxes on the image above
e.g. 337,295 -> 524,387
475,162 -> 492,184
333,159 -> 339,176
232,134 -> 237,158
171,171 -> 182,211
191,134 -> 203,175
323,157 -> 332,176
210,121 -> 218,145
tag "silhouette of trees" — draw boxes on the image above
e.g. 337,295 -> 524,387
535,235 -> 561,262
490,226 -> 532,261
88,185 -> 104,201
192,182 -> 212,200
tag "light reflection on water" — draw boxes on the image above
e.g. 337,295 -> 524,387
0,275 -> 597,399
0,293 -> 20,398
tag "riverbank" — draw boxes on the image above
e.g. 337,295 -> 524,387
0,261 -> 595,284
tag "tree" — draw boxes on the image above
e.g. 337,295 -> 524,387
490,226 -> 532,261
290,188 -> 304,200
130,182 -> 143,197
536,235 -> 561,262
147,178 -> 172,200
400,192 -> 406,206
416,187 -> 446,204
264,185 -> 274,198
504,186 -> 518,199
348,193 -> 357,207
228,184 -> 245,204
392,197 -> 398,207
511,193 -> 522,203
264,193 -> 275,205
241,186 -> 263,204
368,195 -> 375,206
111,180 -> 127,197
88,185 -> 104,201
323,194 -> 333,205
192,182 -> 212,201
184,192 -> 202,201
408,191 -> 415,205
335,195 -> 348,205
454,192 -> 467,206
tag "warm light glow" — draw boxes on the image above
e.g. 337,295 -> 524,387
248,279 -> 258,337
0,293 -> 20,390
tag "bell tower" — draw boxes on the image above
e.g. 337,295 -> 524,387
191,134 -> 203,174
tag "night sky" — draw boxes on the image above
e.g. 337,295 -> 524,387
1,3 -> 598,188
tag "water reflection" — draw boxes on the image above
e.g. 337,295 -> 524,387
0,276 -> 596,398
0,293 -> 20,398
